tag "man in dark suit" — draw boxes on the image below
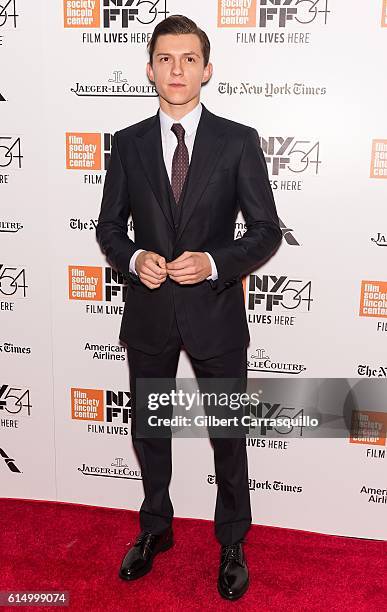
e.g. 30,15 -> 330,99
96,14 -> 282,601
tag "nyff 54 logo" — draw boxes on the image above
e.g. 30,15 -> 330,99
0,385 -> 31,416
0,265 -> 27,298
63,0 -> 168,28
260,135 -> 321,176
247,400 -> 309,437
0,137 -> 23,169
217,0 -> 330,28
243,274 -> 313,312
0,0 -> 18,29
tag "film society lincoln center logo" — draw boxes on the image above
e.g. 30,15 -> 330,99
72,388 -> 104,420
350,410 -> 386,448
63,0 -> 168,28
66,133 -> 101,170
69,265 -> 103,301
370,140 -> 387,178
359,281 -> 387,319
71,387 -> 131,434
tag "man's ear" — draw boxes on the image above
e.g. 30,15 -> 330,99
202,62 -> 213,85
146,62 -> 154,82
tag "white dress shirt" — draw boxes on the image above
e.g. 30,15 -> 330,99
129,101 -> 218,281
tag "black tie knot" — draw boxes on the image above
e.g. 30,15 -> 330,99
171,123 -> 185,142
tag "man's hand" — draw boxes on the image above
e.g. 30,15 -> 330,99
166,251 -> 211,285
135,251 -> 167,289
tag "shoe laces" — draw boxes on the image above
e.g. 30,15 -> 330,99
221,542 -> 244,566
134,531 -> 155,548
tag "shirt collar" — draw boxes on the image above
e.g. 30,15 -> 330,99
159,102 -> 202,139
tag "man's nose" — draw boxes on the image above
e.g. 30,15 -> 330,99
171,61 -> 183,75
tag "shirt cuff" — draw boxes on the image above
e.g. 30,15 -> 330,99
129,249 -> 145,276
204,252 -> 218,281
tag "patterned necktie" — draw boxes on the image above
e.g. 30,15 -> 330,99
171,123 -> 189,204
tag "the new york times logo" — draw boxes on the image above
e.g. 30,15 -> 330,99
0,0 -> 18,29
357,364 -> 387,378
208,474 -> 302,492
0,342 -> 31,355
0,447 -> 21,473
70,218 -> 98,231
260,135 -> 321,176
0,384 -> 31,416
259,0 -> 330,27
0,136 -> 23,169
247,274 -> 313,312
69,217 -> 134,232
0,265 -> 27,298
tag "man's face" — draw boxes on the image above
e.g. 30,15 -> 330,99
147,33 -> 212,106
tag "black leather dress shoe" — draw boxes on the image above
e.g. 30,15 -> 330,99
119,527 -> 173,581
217,542 -> 249,600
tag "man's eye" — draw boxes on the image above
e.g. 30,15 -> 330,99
160,57 -> 169,62
187,57 -> 195,62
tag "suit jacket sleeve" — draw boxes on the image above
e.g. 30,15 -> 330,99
208,127 -> 282,294
96,131 -> 140,282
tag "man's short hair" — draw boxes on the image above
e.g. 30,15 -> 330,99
147,14 -> 210,67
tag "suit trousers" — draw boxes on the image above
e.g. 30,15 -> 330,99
126,297 -> 252,546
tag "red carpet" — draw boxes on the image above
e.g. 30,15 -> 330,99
1,498 -> 386,611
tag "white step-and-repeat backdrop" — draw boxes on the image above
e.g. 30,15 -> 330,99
1,1 -> 386,540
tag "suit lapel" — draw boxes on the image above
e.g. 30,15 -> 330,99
135,111 -> 175,231
134,104 -> 227,239
176,105 -> 226,242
